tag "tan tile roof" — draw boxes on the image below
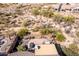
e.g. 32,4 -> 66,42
35,44 -> 58,56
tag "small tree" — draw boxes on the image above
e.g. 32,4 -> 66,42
17,28 -> 29,39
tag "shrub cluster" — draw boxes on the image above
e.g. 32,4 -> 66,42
32,8 -> 75,24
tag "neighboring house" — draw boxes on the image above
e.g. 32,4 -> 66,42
72,7 -> 79,13
52,3 -> 79,12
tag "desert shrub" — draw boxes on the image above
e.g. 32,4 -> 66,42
17,45 -> 26,51
69,43 -> 79,53
17,28 -> 29,39
53,13 -> 63,23
55,32 -> 65,42
63,15 -> 75,24
62,44 -> 79,56
32,7 -> 40,15
32,7 -> 54,18
40,28 -> 53,35
40,9 -> 54,18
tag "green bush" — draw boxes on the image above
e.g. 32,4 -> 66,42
17,45 -> 26,51
40,28 -> 53,35
17,28 -> 29,39
55,32 -> 65,42
63,15 -> 75,24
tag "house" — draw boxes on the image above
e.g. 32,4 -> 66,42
35,44 -> 58,56
72,7 -> 79,13
8,38 -> 59,56
27,39 -> 58,56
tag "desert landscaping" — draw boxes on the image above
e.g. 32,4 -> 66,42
0,3 -> 79,56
